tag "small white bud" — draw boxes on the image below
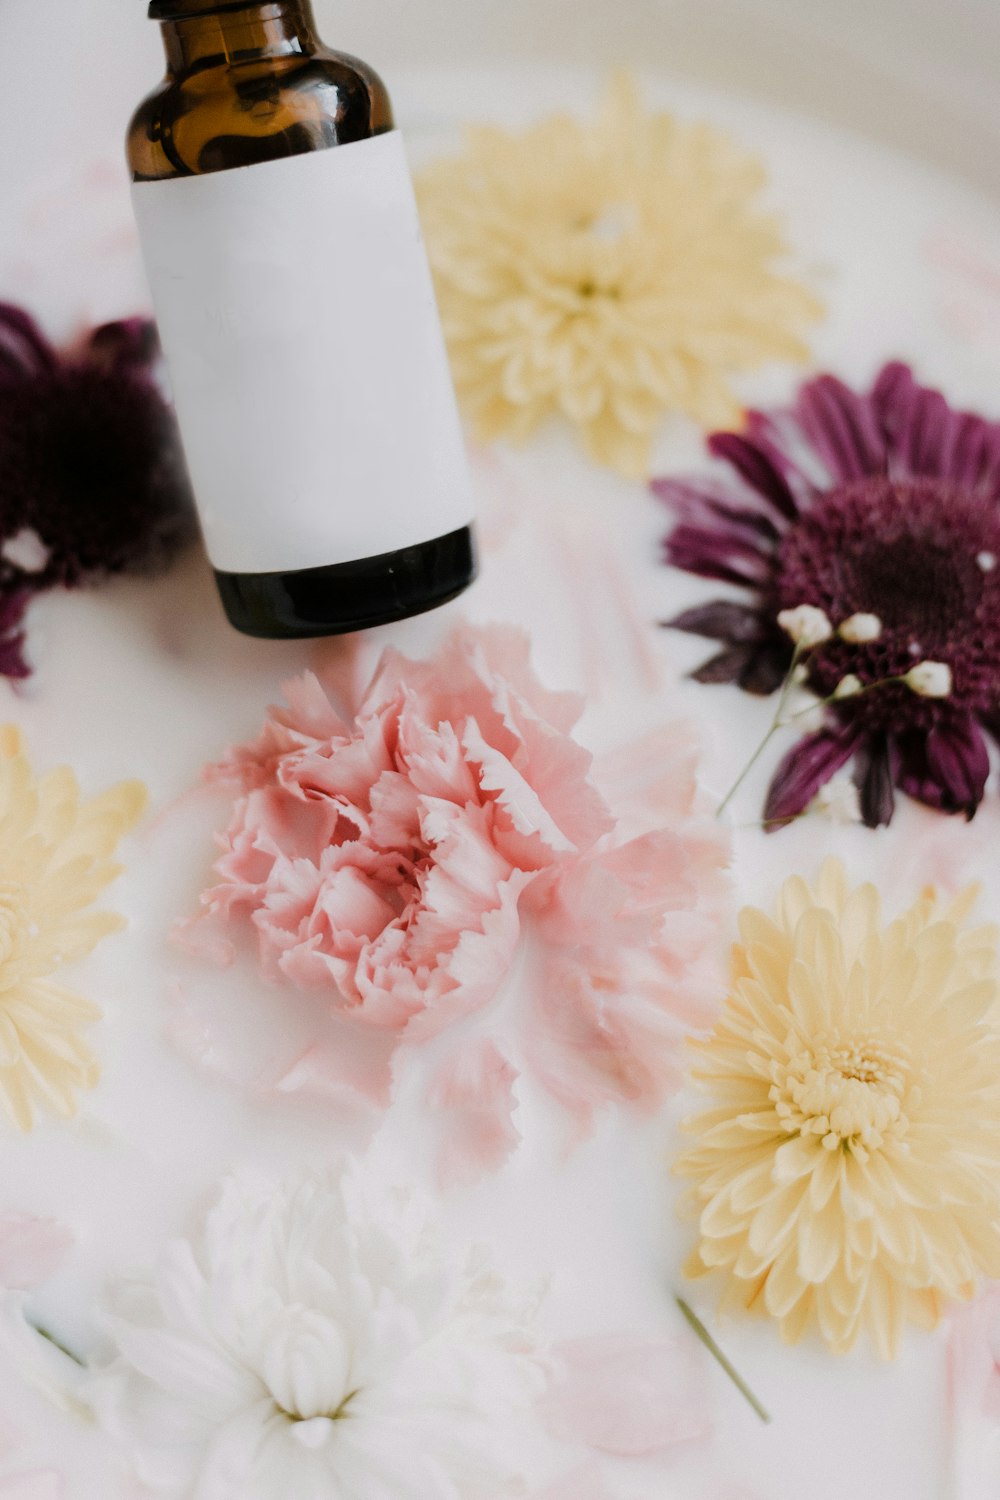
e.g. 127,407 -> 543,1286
838,612 -> 882,644
777,604 -> 833,650
977,551 -> 997,573
1,528 -> 49,574
904,660 -> 952,698
833,673 -> 863,699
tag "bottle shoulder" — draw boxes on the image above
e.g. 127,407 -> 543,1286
127,49 -> 394,181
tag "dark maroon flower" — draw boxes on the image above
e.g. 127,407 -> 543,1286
0,303 -> 195,676
654,362 -> 1000,828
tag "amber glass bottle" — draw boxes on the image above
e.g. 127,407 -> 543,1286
128,0 -> 476,638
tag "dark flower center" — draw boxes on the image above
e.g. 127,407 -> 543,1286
774,475 -> 1000,727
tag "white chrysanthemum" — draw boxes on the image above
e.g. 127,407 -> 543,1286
91,1168 -> 545,1500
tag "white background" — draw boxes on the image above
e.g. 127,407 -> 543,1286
1,4 -> 999,1499
3,0 -> 999,193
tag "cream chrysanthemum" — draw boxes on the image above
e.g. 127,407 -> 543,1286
417,73 -> 821,477
676,859 -> 1000,1358
0,725 -> 146,1130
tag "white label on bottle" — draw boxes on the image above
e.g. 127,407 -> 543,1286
131,131 -> 473,575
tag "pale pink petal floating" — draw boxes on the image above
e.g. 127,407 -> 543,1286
0,1218 -> 73,1292
541,1335 -> 711,1457
178,625 -> 729,1175
949,1284 -> 1000,1422
427,1038 -> 521,1187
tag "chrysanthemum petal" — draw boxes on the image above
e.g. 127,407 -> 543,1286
677,861 -> 1000,1357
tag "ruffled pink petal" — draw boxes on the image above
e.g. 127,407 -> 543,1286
0,1216 -> 73,1291
181,622 -> 730,1173
404,870 -> 534,1042
271,1024 -> 394,1109
523,953 -> 683,1138
427,1038 -> 521,1187
542,1335 -> 711,1456
165,980 -> 393,1108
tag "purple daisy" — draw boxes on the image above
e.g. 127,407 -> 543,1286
0,303 -> 195,677
655,361 -> 1000,828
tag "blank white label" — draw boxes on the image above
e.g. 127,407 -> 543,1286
132,131 -> 474,575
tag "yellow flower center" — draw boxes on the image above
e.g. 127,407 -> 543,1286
771,1032 -> 912,1160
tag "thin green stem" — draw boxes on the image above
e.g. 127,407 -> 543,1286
28,1318 -> 85,1368
716,644 -> 803,819
778,673 -> 910,728
675,1296 -> 771,1424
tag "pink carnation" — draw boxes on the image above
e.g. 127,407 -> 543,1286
184,626 -> 728,1171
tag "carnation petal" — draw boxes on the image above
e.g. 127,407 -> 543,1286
427,1039 -> 521,1187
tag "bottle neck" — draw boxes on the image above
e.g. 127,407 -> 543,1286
156,1 -> 319,72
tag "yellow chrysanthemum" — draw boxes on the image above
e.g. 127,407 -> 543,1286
676,859 -> 1000,1359
0,726 -> 146,1130
416,73 -> 822,478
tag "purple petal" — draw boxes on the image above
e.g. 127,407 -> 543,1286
706,432 -> 800,520
869,361 -> 914,424
904,388 -> 959,477
853,733 -> 898,828
690,645 -> 756,685
651,478 -> 780,540
897,718 -> 990,817
745,407 -> 824,501
872,362 -> 964,482
85,318 -> 159,375
0,637 -> 31,678
738,645 -> 791,695
947,411 -> 1000,498
763,727 -> 860,829
0,585 -> 32,633
0,304 -> 56,379
796,373 -> 887,482
979,708 -> 1000,747
664,525 -> 772,588
666,600 -> 769,644
0,585 -> 33,679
